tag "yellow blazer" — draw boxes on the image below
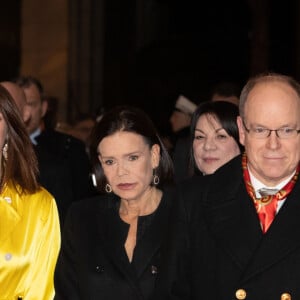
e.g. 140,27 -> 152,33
0,182 -> 61,300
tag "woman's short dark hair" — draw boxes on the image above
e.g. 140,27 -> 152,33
89,105 -> 174,192
189,101 -> 243,174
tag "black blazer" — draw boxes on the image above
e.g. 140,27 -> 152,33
54,190 -> 174,300
156,155 -> 300,300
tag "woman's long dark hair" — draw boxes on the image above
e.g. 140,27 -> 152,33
0,85 -> 39,193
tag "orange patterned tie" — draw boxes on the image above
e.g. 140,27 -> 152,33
242,153 -> 300,233
256,188 -> 279,233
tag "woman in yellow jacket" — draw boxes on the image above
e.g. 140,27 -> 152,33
0,84 -> 60,299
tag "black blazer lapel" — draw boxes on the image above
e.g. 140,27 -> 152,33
205,180 -> 263,270
204,156 -> 263,270
95,197 -> 138,286
133,193 -> 171,278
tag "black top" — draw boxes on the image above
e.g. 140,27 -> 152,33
54,188 -> 175,300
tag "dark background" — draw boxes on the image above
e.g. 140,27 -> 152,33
1,0 -> 299,135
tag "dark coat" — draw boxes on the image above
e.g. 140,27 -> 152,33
54,190 -> 174,300
171,127 -> 191,183
35,129 -> 96,224
156,155 -> 300,300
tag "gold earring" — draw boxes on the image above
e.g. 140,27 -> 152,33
105,183 -> 112,193
2,143 -> 8,161
153,175 -> 159,185
153,168 -> 160,185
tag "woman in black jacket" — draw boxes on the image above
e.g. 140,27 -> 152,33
54,105 -> 174,300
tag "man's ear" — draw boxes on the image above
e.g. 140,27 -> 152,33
41,100 -> 48,118
237,116 -> 245,146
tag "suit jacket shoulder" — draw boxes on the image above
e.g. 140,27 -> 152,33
202,155 -> 243,205
36,129 -> 87,157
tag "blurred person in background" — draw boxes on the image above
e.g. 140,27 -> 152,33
68,113 -> 97,156
42,95 -> 59,130
0,81 -> 30,123
13,75 -> 96,224
210,81 -> 241,105
169,94 -> 197,182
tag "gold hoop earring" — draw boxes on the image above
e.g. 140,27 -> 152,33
2,143 -> 8,161
105,183 -> 112,193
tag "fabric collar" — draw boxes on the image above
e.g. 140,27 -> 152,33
30,127 -> 42,145
248,167 -> 295,198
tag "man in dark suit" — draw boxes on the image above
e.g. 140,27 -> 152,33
13,76 -> 96,224
156,73 -> 300,300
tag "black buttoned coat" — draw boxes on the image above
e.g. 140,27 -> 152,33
54,191 -> 173,300
156,155 -> 300,300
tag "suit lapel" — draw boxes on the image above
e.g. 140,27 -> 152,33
205,176 -> 263,270
241,180 -> 300,281
203,156 -> 262,271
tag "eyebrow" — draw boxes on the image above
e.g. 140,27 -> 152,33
215,128 -> 227,133
194,127 -> 225,133
100,150 -> 144,159
249,122 -> 295,128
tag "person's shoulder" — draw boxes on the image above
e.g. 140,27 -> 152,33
202,155 -> 243,203
210,155 -> 242,183
68,193 -> 117,216
56,130 -> 84,146
15,185 -> 55,205
177,174 -> 210,193
55,129 -> 85,146
173,155 -> 242,195
9,186 -> 59,222
39,129 -> 86,149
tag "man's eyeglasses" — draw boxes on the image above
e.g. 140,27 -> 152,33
242,120 -> 300,139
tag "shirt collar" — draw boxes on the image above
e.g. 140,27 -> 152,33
30,127 -> 42,145
248,166 -> 295,198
